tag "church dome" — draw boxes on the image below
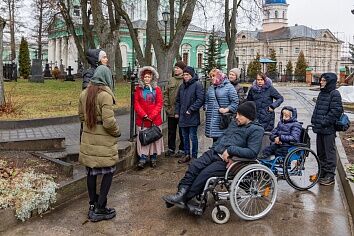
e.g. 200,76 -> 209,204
265,0 -> 286,4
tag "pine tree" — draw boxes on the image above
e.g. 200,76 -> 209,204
294,51 -> 308,78
203,26 -> 224,75
254,52 -> 262,74
349,43 -> 354,64
267,48 -> 277,79
19,37 -> 31,79
285,60 -> 293,76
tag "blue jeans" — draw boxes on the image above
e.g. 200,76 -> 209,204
181,126 -> 198,159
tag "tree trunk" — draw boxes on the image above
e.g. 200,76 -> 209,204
146,0 -> 197,84
225,0 -> 239,72
9,0 -> 16,61
113,7 -> 123,81
58,0 -> 87,64
81,0 -> 95,50
0,17 -> 6,106
37,0 -> 43,59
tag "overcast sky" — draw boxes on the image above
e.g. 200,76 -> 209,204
287,0 -> 354,43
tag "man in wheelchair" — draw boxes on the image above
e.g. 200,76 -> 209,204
162,101 -> 264,213
259,106 -> 302,159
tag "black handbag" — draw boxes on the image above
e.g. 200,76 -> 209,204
213,88 -> 233,130
139,119 -> 163,146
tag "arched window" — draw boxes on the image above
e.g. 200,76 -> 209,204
181,44 -> 192,65
275,10 -> 278,19
242,35 -> 246,39
120,44 -> 128,67
282,11 -> 285,19
196,45 -> 206,68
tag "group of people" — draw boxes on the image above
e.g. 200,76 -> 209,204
77,49 -> 344,222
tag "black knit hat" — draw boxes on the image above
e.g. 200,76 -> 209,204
174,61 -> 186,70
183,66 -> 195,77
237,101 -> 257,121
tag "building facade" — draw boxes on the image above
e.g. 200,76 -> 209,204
235,0 -> 342,76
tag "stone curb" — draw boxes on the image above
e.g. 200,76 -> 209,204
0,108 -> 129,130
0,140 -> 136,232
336,136 -> 354,224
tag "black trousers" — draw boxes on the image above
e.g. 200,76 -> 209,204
167,117 -> 184,152
87,173 -> 113,208
179,149 -> 227,200
316,133 -> 337,178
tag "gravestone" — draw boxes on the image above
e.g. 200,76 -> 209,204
65,66 -> 74,81
30,59 -> 44,83
43,63 -> 52,78
59,61 -> 67,79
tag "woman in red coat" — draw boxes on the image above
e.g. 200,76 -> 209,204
134,66 -> 164,169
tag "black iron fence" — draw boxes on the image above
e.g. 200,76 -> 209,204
2,63 -> 17,81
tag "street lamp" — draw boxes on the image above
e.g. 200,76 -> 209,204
162,10 -> 170,45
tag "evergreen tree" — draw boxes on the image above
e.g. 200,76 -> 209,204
285,60 -> 293,76
247,53 -> 262,79
294,50 -> 308,78
267,48 -> 277,79
349,43 -> 354,64
203,26 -> 224,75
19,37 -> 31,79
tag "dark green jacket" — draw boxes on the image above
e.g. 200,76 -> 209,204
163,75 -> 183,116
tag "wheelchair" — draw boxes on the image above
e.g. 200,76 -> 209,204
259,125 -> 321,191
192,158 -> 278,224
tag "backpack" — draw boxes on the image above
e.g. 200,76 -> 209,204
335,113 -> 350,132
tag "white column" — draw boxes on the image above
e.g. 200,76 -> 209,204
61,37 -> 68,68
67,36 -> 78,73
55,38 -> 62,66
48,39 -> 56,64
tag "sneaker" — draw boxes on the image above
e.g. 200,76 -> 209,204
89,207 -> 116,222
175,150 -> 185,158
165,149 -> 175,157
88,204 -> 95,218
319,176 -> 335,186
150,159 -> 157,168
178,155 -> 191,164
137,159 -> 146,169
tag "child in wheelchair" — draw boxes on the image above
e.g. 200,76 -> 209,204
259,106 -> 302,160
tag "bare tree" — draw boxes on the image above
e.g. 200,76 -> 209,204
31,0 -> 54,59
0,17 -> 6,105
146,0 -> 198,83
57,0 -> 87,64
225,0 -> 241,71
1,0 -> 23,61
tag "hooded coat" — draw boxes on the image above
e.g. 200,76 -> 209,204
269,106 -> 302,144
205,78 -> 238,138
134,66 -> 163,128
79,65 -> 120,168
163,74 -> 184,116
175,74 -> 205,127
247,78 -> 284,131
82,49 -> 102,90
311,73 -> 343,135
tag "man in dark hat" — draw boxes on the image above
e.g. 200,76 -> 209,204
163,101 -> 264,214
164,61 -> 187,158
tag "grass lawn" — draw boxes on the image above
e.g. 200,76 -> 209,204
1,79 -> 131,120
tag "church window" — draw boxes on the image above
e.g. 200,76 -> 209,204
182,53 -> 189,65
275,10 -> 278,19
197,53 -> 203,68
294,47 -> 300,54
242,48 -> 246,55
242,35 -> 246,39
279,48 -> 283,54
282,11 -> 285,19
73,5 -> 80,17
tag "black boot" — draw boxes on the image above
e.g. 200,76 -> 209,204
89,206 -> 116,222
186,200 -> 204,216
162,186 -> 189,208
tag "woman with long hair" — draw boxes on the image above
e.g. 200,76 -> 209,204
79,64 -> 120,222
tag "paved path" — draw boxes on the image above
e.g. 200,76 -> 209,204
2,86 -> 353,235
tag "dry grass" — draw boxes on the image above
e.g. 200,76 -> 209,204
1,79 -> 131,120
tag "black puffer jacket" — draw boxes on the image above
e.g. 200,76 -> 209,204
311,73 -> 343,135
82,49 -> 102,90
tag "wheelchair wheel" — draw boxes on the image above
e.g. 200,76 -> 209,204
230,164 -> 277,221
211,205 -> 230,224
283,147 -> 320,191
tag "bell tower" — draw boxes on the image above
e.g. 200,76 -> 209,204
262,0 -> 289,32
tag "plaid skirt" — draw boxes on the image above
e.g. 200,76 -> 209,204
86,166 -> 116,176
